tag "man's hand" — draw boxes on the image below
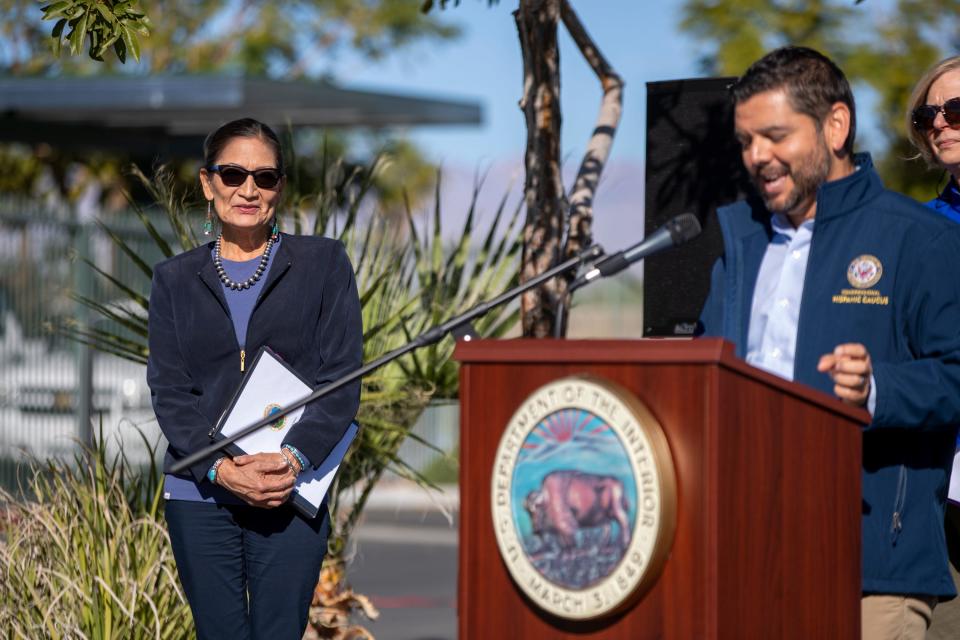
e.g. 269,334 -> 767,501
215,453 -> 296,508
817,343 -> 872,407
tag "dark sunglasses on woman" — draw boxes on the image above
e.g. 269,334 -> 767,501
912,97 -> 960,133
207,165 -> 283,189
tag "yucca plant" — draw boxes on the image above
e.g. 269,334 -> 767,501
398,168 -> 522,399
0,426 -> 191,639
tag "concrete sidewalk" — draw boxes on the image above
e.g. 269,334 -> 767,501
349,479 -> 459,547
347,479 -> 459,514
346,480 -> 459,640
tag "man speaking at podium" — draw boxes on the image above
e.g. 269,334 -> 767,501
697,46 -> 960,639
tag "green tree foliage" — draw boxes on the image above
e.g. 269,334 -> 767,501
680,0 -> 960,200
17,0 -> 458,74
1,1 -> 449,210
680,0 -> 853,77
40,0 -> 151,63
422,0 -> 498,10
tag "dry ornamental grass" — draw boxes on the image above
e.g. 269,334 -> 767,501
0,431 -> 191,639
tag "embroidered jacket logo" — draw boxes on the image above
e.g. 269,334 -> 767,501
847,255 -> 883,289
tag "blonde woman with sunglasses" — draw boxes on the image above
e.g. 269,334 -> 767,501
908,57 -> 960,220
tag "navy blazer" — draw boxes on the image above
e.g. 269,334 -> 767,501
147,233 -> 362,483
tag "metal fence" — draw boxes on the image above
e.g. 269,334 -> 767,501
395,400 -> 459,481
0,195 -> 645,494
0,197 -> 167,493
0,197 -> 464,494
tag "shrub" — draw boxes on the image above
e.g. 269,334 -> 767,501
0,429 -> 191,639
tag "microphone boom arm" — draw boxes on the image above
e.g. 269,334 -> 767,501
552,213 -> 702,339
169,244 -> 605,475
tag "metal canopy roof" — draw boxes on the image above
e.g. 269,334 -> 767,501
0,76 -> 483,156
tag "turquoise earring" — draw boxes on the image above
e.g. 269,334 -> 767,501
271,217 -> 279,239
203,201 -> 213,236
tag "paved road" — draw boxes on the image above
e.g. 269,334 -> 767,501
348,508 -> 458,640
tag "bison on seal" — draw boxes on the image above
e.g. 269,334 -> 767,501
523,470 -> 631,550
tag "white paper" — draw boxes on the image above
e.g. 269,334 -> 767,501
950,448 -> 960,505
294,421 -> 357,513
218,349 -> 356,517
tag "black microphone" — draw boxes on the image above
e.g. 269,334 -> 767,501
578,213 -> 702,284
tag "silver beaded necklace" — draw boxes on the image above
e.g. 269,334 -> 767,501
213,233 -> 276,291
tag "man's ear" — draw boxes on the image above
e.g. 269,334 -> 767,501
824,102 -> 852,155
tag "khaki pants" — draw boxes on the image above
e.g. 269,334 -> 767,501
862,595 -> 937,640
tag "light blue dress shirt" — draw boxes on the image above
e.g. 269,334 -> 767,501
746,213 -> 875,412
746,213 -> 812,380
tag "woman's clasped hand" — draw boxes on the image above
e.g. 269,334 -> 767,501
214,453 -> 298,508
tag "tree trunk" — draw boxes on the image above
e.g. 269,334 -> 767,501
514,0 -> 623,338
560,0 -> 623,264
515,0 -> 565,338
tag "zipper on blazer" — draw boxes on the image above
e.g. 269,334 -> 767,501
240,349 -> 246,372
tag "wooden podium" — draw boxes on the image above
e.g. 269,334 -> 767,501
455,338 -> 867,639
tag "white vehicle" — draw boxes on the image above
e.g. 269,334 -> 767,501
0,310 -> 161,466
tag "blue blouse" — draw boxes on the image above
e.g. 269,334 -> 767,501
163,238 -> 280,504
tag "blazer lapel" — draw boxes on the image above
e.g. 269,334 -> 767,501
253,236 -> 292,312
197,253 -> 231,317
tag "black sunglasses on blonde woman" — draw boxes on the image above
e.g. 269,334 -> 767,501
912,97 -> 960,132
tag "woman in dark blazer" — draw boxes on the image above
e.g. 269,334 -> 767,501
147,118 -> 362,639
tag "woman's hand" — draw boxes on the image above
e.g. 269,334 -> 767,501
216,453 -> 296,508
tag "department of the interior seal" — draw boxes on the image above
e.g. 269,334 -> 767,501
263,403 -> 287,432
490,376 -> 676,620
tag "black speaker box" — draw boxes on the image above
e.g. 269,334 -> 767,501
643,77 -> 752,336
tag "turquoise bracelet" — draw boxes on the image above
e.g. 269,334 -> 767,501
282,444 -> 307,472
207,456 -> 227,483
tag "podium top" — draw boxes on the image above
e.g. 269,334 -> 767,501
455,337 -> 870,424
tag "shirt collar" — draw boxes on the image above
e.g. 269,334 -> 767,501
770,212 -> 814,238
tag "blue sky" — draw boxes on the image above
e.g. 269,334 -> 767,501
325,1 -> 890,267
334,1 -> 889,168
329,2 -> 702,254
337,2 -> 697,166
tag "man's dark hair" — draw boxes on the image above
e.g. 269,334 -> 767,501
730,46 -> 856,157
